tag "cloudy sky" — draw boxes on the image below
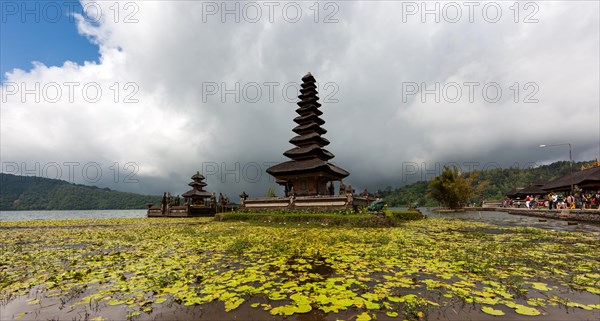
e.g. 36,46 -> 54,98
1,0 -> 599,198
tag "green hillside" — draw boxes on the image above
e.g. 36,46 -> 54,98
380,160 -> 596,207
0,173 -> 161,210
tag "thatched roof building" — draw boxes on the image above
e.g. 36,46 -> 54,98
266,73 -> 349,196
543,166 -> 600,192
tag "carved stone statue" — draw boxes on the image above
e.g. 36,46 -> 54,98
239,191 -> 249,206
360,189 -> 369,197
339,180 -> 346,195
210,192 -> 216,207
347,184 -> 354,195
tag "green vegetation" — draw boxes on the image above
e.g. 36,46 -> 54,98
382,160 -> 596,207
428,166 -> 486,209
0,173 -> 160,210
215,210 -> 423,226
1,217 -> 598,320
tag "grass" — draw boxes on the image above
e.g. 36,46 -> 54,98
214,210 -> 424,227
0,216 -> 599,320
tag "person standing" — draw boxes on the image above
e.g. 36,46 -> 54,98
551,192 -> 558,210
525,195 -> 531,209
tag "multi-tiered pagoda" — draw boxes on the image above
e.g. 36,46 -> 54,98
266,72 -> 349,196
148,171 -> 218,217
182,171 -> 212,205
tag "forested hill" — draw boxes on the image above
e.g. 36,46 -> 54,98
0,173 -> 161,210
381,160 -> 597,207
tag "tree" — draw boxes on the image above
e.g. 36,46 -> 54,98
428,166 -> 485,209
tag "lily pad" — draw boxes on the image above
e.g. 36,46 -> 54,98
481,306 -> 505,316
514,304 -> 541,316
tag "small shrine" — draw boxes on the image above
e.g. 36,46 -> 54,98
182,171 -> 212,206
148,171 -> 236,217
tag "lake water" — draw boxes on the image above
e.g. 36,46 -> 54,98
1,208 -> 599,233
0,209 -> 147,221
418,207 -> 600,233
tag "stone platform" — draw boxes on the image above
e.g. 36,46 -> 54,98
242,194 -> 373,212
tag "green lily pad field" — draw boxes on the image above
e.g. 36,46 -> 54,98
1,217 -> 599,320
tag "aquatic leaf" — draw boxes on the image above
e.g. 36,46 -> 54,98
270,305 -> 296,316
154,297 -> 167,304
127,311 -> 141,318
514,304 -> 541,316
356,312 -> 372,321
386,311 -> 399,317
481,306 -> 505,316
295,304 -> 312,313
224,298 -> 245,312
26,299 -> 40,305
364,300 -> 380,310
250,302 -> 260,308
268,292 -> 286,300
566,302 -> 593,310
107,299 -> 125,306
530,282 -> 551,291
585,287 -> 600,295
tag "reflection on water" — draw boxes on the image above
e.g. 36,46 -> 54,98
0,209 -> 146,221
418,208 -> 600,233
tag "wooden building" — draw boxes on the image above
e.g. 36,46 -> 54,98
542,166 -> 600,192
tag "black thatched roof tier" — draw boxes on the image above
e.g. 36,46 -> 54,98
191,172 -> 205,180
284,145 -> 335,161
183,171 -> 211,199
543,166 -> 600,191
302,73 -> 316,83
294,113 -> 325,125
293,123 -> 327,135
289,132 -> 330,147
266,158 -> 349,179
182,189 -> 212,198
299,85 -> 317,94
188,181 -> 207,188
296,104 -> 323,116
297,98 -> 320,107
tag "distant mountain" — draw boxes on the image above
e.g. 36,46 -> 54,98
0,173 -> 161,210
380,160 -> 598,207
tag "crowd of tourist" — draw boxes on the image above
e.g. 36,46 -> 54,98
503,190 -> 600,210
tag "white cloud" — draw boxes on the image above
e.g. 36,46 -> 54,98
1,1 -> 598,197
